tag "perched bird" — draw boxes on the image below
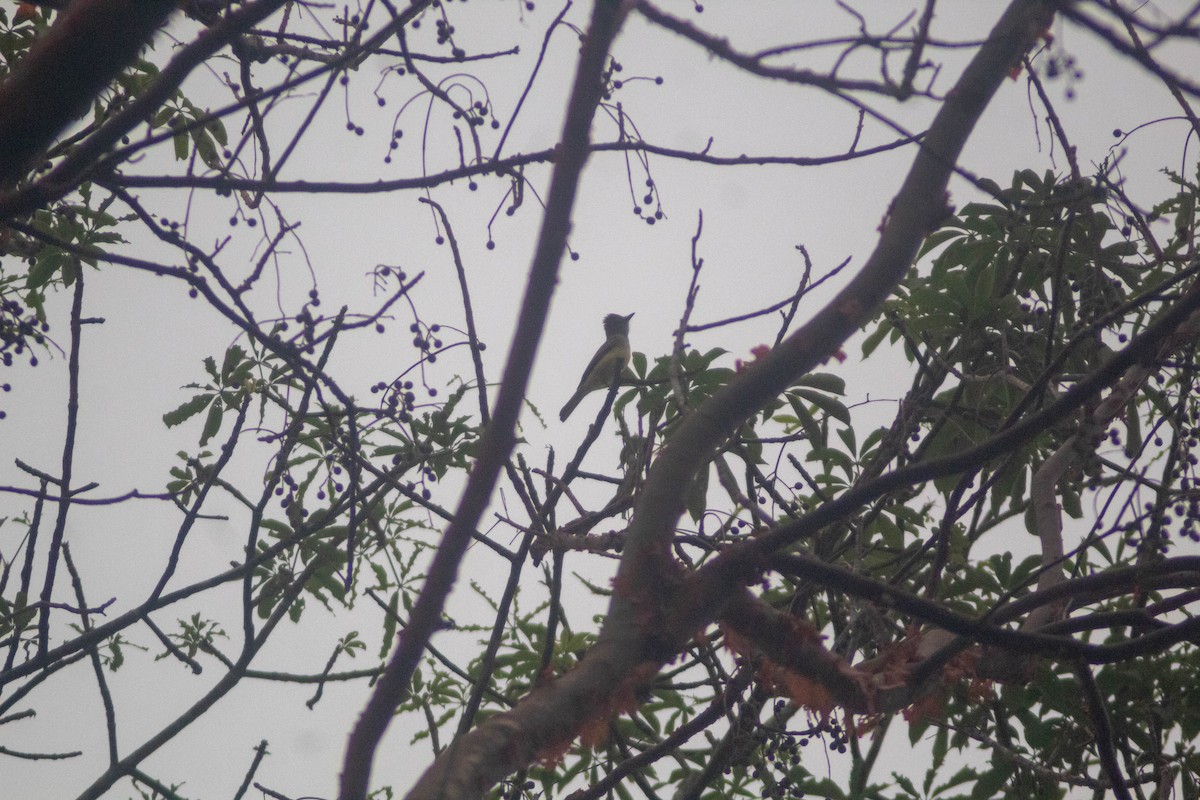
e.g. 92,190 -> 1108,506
559,312 -> 634,422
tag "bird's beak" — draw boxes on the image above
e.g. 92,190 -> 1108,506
624,312 -> 635,321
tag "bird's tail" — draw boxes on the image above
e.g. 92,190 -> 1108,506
559,390 -> 585,422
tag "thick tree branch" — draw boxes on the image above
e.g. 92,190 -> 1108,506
616,0 -> 1055,642
0,0 -> 177,185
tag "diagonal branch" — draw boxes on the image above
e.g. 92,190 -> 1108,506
340,3 -> 632,798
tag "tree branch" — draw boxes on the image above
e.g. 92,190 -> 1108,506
341,3 -> 631,798
0,0 -> 177,185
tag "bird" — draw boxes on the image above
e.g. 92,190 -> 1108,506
559,312 -> 634,422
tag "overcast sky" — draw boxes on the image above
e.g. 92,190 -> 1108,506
3,3 -> 1197,798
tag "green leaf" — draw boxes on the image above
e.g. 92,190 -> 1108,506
791,372 -> 845,395
791,388 -> 851,424
686,464 -> 709,523
192,128 -> 221,169
60,258 -> 80,287
787,396 -> 823,445
260,518 -> 294,536
859,426 -> 887,458
200,401 -> 224,446
209,118 -> 228,146
970,762 -> 1013,800
918,227 -> 965,259
1124,397 -> 1141,459
163,394 -> 212,428
380,591 -> 398,659
971,261 -> 996,315
871,512 -> 903,549
1061,487 -> 1082,519
976,176 -> 1004,197
890,773 -> 919,799
932,712 -> 948,761
27,249 -> 66,290
932,765 -> 979,797
220,345 -> 247,383
151,107 -> 174,129
860,318 -> 895,358
806,445 -> 854,478
836,425 -> 856,456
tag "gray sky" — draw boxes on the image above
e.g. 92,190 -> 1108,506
3,3 -> 1197,798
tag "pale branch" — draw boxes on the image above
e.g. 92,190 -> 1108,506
1024,345 -> 1180,628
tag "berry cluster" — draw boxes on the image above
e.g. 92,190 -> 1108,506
373,378 -> 420,423
744,703 -> 856,799
0,294 -> 47,420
